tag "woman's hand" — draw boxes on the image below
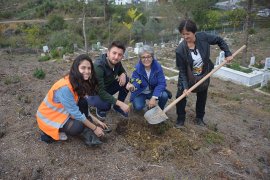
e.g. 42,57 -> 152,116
225,56 -> 233,63
96,120 -> 108,129
126,82 -> 135,92
89,113 -> 108,129
148,97 -> 157,109
118,73 -> 127,86
93,126 -> 104,137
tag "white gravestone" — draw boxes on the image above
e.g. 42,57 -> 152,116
249,56 -> 255,66
264,57 -> 270,70
43,45 -> 49,53
216,51 -> 225,65
134,42 -> 143,54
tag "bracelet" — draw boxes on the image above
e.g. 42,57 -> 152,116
93,126 -> 97,131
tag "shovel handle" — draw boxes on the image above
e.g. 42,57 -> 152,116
163,45 -> 246,113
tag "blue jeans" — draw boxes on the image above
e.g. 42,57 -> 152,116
132,91 -> 169,111
85,95 -> 111,111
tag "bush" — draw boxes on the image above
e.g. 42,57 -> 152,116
33,68 -> 46,79
48,30 -> 82,52
38,55 -> 50,62
47,15 -> 65,31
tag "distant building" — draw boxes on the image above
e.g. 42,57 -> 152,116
214,0 -> 241,10
257,8 -> 270,17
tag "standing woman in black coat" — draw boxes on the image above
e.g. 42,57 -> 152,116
175,19 -> 233,128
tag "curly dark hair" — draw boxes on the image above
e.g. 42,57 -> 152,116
69,54 -> 98,97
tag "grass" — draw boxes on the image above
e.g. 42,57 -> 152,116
33,68 -> 46,79
226,62 -> 253,73
260,82 -> 270,93
4,75 -> 20,85
203,131 -> 224,144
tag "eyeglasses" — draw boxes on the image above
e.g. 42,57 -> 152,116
141,56 -> 152,60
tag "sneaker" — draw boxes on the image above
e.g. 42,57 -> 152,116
113,105 -> 128,118
195,118 -> 206,126
175,121 -> 185,129
59,132 -> 68,140
96,108 -> 106,119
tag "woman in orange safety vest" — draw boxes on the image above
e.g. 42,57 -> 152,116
36,54 -> 109,146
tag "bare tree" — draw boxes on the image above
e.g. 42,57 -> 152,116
242,0 -> 253,66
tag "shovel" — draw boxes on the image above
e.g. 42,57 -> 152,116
144,45 -> 246,124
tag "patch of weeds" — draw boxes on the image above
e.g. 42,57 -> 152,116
17,94 -> 31,104
38,55 -> 50,62
229,95 -> 242,101
4,75 -> 20,85
203,131 -> 224,144
226,62 -> 253,73
207,123 -> 218,132
33,68 -> 46,79
260,82 -> 270,93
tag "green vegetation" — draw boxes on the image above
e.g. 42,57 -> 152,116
0,0 -> 269,61
33,68 -> 46,79
261,82 -> 270,93
203,131 -> 224,144
38,55 -> 51,62
4,75 -> 21,85
227,62 -> 253,73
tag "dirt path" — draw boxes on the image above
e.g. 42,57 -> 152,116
0,51 -> 269,179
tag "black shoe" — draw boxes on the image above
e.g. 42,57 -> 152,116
40,132 -> 54,143
96,108 -> 106,119
82,128 -> 103,146
113,105 -> 128,118
195,118 -> 206,126
175,120 -> 184,129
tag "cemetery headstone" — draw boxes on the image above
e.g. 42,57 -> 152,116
264,57 -> 270,70
43,45 -> 49,53
249,56 -> 255,66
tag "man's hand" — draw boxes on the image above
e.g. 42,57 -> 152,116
116,100 -> 130,113
118,73 -> 126,86
148,97 -> 157,109
93,126 -> 104,137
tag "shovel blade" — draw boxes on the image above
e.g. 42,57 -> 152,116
144,106 -> 168,124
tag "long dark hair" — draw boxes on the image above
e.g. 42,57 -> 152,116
69,54 -> 98,97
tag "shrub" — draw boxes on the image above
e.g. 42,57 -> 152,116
47,15 -> 65,31
33,68 -> 46,79
38,55 -> 50,62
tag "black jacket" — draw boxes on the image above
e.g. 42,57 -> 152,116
175,32 -> 232,89
94,54 -> 126,104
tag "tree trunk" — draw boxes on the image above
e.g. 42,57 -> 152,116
83,12 -> 88,53
242,0 -> 253,67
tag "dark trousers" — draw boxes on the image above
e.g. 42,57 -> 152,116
61,98 -> 89,136
105,78 -> 129,106
176,87 -> 208,123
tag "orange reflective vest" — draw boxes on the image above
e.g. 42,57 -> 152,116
36,76 -> 78,140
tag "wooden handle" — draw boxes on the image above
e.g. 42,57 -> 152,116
163,45 -> 246,113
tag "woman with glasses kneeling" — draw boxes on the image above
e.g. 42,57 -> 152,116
127,45 -> 171,111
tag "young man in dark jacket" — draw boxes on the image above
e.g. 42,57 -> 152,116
94,41 -> 130,118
